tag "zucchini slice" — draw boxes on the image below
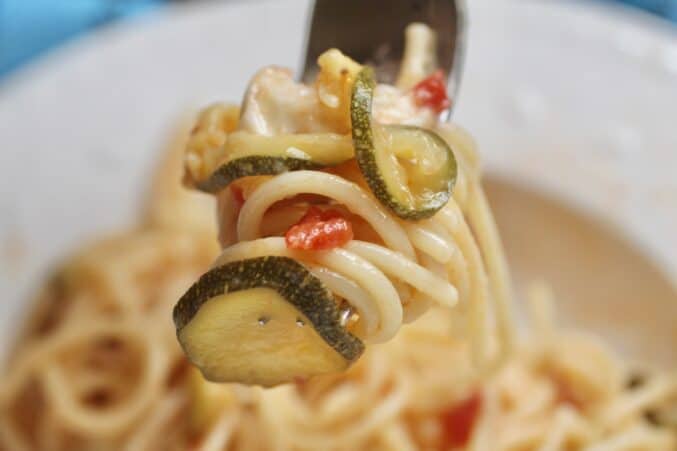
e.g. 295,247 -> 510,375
196,156 -> 319,193
173,256 -> 364,387
351,68 -> 457,220
195,132 -> 354,193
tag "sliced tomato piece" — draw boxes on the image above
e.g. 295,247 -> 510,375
438,391 -> 483,449
412,70 -> 451,113
285,207 -> 353,250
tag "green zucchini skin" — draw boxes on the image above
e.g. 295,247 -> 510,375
195,156 -> 321,193
173,256 -> 364,363
351,68 -> 457,220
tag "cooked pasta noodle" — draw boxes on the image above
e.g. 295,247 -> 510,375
1,22 -> 675,451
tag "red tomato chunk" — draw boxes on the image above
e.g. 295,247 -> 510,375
438,391 -> 483,449
413,70 -> 451,113
285,207 -> 354,250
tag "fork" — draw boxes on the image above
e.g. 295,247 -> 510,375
300,0 -> 466,119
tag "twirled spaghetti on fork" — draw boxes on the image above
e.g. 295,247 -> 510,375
174,24 -> 514,386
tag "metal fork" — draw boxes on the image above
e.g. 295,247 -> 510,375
300,0 -> 466,118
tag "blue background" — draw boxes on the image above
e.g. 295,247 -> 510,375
0,0 -> 675,79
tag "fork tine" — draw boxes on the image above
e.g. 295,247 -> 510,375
300,0 -> 464,87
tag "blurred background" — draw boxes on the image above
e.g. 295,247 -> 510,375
0,0 -> 675,79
